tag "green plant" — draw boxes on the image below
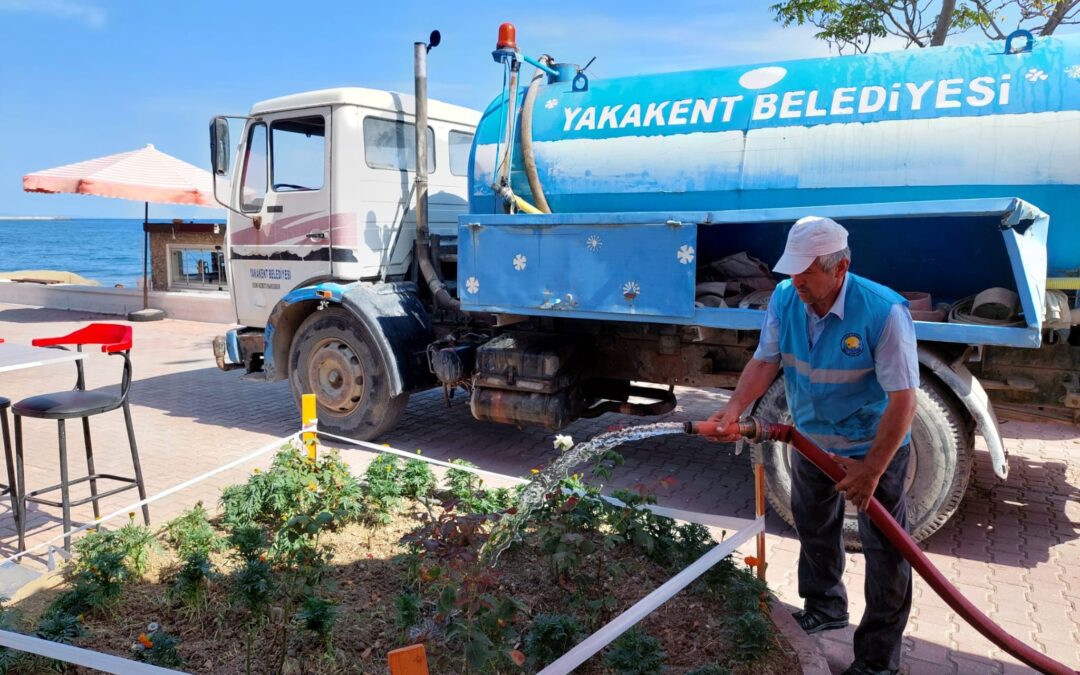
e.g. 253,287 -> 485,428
685,666 -> 733,675
164,502 -> 224,558
232,557 -> 272,614
724,610 -> 772,662
74,517 -> 158,578
221,445 -> 364,530
400,458 -> 437,500
132,623 -> 185,669
445,460 -> 515,514
523,613 -> 583,671
34,609 -> 83,644
394,591 -> 422,639
167,552 -> 216,611
0,600 -> 25,674
294,594 -> 338,646
603,627 -> 667,675
363,454 -> 403,523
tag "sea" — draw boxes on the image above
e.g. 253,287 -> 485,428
0,218 -> 220,288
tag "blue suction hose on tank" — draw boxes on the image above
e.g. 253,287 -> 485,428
687,417 -> 1079,675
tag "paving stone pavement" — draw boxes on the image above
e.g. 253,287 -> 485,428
0,303 -> 1077,674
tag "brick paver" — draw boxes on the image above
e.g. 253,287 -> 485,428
0,302 -> 1078,674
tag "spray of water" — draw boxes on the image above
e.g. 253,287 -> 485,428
481,422 -> 688,564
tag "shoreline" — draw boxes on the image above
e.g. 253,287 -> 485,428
0,216 -> 71,221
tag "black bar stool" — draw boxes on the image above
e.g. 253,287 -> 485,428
0,397 -> 21,539
13,324 -> 149,552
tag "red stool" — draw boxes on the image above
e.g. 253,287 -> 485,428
13,324 -> 149,551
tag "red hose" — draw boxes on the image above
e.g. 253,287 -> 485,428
688,419 -> 1078,675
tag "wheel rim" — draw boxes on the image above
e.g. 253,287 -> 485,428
307,337 -> 365,415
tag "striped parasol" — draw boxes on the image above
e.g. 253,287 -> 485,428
22,144 -> 218,320
22,144 -> 213,206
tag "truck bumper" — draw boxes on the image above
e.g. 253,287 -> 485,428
213,328 -> 266,373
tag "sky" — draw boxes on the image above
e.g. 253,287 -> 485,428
1,0 -> 1076,219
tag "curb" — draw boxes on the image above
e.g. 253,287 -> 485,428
771,595 -> 832,675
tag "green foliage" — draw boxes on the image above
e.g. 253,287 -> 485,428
685,666 -> 733,675
400,458 -> 437,500
220,445 -> 364,531
363,454 -> 403,523
232,557 -> 272,614
603,627 -> 667,675
35,610 -> 83,644
445,459 -> 515,514
770,0 -> 1076,54
167,553 -> 216,611
295,594 -> 338,644
74,518 -> 157,578
164,502 -> 224,558
132,626 -> 185,669
724,609 -> 772,662
394,591 -> 422,637
523,613 -> 583,671
0,600 -> 23,674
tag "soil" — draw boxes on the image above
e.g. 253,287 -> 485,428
8,502 -> 800,675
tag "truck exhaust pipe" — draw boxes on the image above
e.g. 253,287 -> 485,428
414,32 -> 460,311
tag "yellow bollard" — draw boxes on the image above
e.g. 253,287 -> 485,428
302,393 -> 317,461
388,644 -> 429,675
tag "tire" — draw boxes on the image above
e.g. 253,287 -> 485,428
751,372 -> 975,551
288,307 -> 409,441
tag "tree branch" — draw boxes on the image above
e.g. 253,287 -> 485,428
932,0 -> 958,44
1041,0 -> 1080,34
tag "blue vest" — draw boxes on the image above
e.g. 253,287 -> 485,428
775,273 -> 911,457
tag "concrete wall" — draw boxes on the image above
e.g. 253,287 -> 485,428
0,280 -> 236,324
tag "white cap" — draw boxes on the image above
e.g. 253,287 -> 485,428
773,216 -> 849,275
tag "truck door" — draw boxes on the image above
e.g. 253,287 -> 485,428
230,109 -> 331,327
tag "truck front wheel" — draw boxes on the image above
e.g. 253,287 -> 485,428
288,307 -> 408,441
752,373 -> 974,550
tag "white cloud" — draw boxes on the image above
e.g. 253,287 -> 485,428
0,0 -> 106,28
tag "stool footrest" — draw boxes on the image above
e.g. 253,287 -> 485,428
25,474 -> 139,509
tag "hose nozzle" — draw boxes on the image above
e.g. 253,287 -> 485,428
684,417 -> 785,443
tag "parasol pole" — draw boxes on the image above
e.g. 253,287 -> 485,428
142,201 -> 149,309
128,200 -> 164,321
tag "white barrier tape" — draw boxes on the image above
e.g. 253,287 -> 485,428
316,430 -> 758,531
0,629 -> 185,674
2,432 -> 302,565
538,515 -> 766,675
316,430 -> 532,486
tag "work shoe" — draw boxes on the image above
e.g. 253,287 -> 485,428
840,662 -> 899,675
792,608 -> 849,634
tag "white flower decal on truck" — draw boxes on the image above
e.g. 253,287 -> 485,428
466,277 -> 480,294
677,244 -> 695,264
513,254 -> 527,271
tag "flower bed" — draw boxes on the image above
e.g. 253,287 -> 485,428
3,442 -> 798,674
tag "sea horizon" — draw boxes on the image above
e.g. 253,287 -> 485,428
0,217 -> 225,288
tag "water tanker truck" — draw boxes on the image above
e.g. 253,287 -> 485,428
210,26 -> 1080,547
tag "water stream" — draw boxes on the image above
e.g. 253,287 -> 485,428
481,422 -> 688,564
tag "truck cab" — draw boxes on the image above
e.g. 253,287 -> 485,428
210,87 -> 478,377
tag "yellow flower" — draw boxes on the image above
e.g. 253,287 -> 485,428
530,468 -> 540,475
306,481 -> 318,492
253,468 -> 261,474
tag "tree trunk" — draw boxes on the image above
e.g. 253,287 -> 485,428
1041,0 -> 1079,35
931,0 -> 958,45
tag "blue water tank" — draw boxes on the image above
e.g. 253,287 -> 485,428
470,34 -> 1080,275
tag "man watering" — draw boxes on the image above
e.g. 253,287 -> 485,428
709,216 -> 918,675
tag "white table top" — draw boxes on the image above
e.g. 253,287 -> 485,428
0,343 -> 86,374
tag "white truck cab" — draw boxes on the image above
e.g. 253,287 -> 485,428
214,87 -> 478,328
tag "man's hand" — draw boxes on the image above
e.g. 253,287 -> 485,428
830,454 -> 882,511
704,406 -> 745,442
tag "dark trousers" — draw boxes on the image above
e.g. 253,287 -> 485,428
791,444 -> 913,672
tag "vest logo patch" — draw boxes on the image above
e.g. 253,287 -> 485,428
841,333 -> 864,356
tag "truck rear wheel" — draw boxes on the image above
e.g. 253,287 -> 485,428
288,307 -> 408,441
751,373 -> 974,550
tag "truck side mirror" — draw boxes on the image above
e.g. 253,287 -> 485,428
210,117 -> 231,176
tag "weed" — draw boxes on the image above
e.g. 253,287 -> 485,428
73,517 -> 157,578
603,626 -> 667,675
522,613 -> 583,671
445,460 -> 515,514
723,610 -> 772,662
